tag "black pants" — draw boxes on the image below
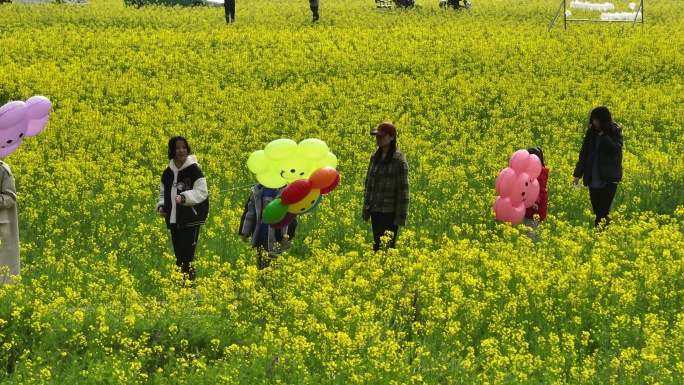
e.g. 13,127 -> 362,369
170,225 -> 200,280
370,212 -> 398,252
589,184 -> 618,228
254,236 -> 274,270
310,5 -> 319,21
224,0 -> 235,22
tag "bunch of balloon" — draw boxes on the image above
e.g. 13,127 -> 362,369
493,149 -> 541,224
247,138 -> 337,189
0,96 -> 52,158
262,166 -> 340,228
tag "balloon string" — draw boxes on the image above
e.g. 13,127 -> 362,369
209,184 -> 255,195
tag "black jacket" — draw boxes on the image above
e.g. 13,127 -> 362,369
573,123 -> 623,186
159,157 -> 209,229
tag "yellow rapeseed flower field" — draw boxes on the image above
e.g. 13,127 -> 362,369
1,0 -> 683,383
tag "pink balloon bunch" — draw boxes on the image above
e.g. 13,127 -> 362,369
493,149 -> 542,224
0,96 -> 52,158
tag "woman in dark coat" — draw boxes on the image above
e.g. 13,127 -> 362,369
573,106 -> 623,228
362,122 -> 410,251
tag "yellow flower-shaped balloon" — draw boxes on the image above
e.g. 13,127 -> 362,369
247,138 -> 338,188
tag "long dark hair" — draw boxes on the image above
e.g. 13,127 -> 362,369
527,146 -> 545,167
168,136 -> 192,160
589,106 -> 614,133
373,138 -> 397,165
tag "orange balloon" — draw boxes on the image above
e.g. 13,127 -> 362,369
310,166 -> 338,189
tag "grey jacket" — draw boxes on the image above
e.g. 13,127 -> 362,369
239,185 -> 296,254
0,162 -> 20,284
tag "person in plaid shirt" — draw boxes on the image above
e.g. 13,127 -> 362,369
362,122 -> 410,252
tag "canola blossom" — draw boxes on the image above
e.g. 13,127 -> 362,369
1,0 -> 684,383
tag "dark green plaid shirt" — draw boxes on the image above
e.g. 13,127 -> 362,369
362,149 -> 410,226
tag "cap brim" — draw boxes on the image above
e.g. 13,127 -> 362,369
370,130 -> 388,137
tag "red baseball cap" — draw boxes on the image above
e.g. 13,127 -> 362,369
371,122 -> 397,137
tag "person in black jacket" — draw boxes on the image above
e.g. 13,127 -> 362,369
395,0 -> 415,7
573,106 -> 623,228
309,0 -> 319,22
157,136 -> 209,282
224,0 -> 235,23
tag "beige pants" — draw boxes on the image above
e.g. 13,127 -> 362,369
0,222 -> 20,284
523,217 -> 540,242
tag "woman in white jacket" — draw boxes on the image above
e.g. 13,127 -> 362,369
157,136 -> 209,282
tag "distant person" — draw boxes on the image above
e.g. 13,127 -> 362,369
440,0 -> 471,9
157,136 -> 209,283
395,0 -> 415,7
523,147 -> 549,242
0,161 -> 20,285
362,122 -> 410,252
573,106 -> 623,228
224,0 -> 235,23
309,0 -> 319,22
239,184 -> 297,270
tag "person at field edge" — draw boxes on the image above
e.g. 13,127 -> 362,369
239,184 -> 297,270
523,147 -> 549,242
309,0 -> 319,22
394,0 -> 416,7
439,0 -> 471,9
362,122 -> 410,252
224,0 -> 235,23
573,106 -> 623,228
157,136 -> 209,283
0,161 -> 20,285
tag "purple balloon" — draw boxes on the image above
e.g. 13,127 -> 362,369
0,144 -> 21,158
0,101 -> 28,158
271,212 -> 296,229
25,96 -> 52,137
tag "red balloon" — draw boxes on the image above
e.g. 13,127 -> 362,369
310,166 -> 339,190
280,179 -> 312,205
320,173 -> 340,194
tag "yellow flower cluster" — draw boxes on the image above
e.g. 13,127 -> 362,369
0,0 -> 683,383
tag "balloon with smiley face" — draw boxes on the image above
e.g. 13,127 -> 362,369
247,138 -> 338,188
493,150 -> 542,224
0,96 -> 52,158
262,166 -> 340,228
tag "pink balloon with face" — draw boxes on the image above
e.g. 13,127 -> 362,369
493,196 -> 525,224
525,154 -> 542,180
524,179 -> 540,208
508,149 -> 530,173
495,167 -> 517,197
0,101 -> 28,158
509,172 -> 539,205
